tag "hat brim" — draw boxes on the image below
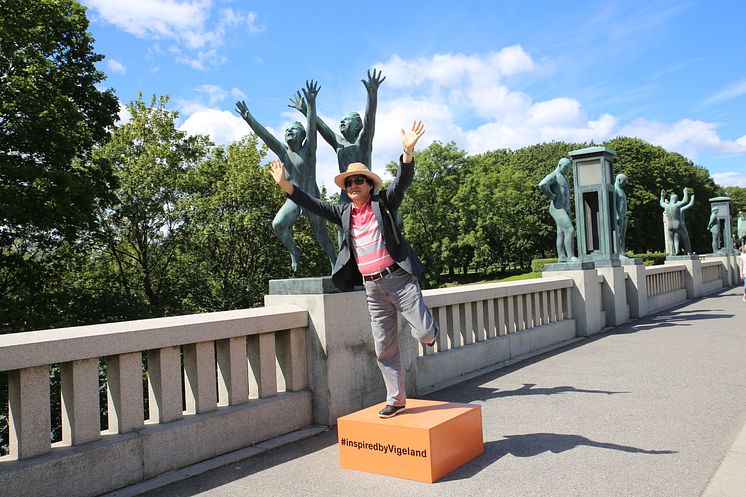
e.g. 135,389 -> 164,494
334,170 -> 383,190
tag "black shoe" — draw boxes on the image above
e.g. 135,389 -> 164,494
425,328 -> 439,347
378,404 -> 406,418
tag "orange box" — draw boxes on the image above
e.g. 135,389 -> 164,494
337,399 -> 483,483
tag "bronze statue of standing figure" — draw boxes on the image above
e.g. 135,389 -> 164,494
659,188 -> 693,256
539,158 -> 578,262
614,174 -> 629,256
236,81 -> 337,272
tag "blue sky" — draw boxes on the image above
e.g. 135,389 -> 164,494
82,0 -> 746,190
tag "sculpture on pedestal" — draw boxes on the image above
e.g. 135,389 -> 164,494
662,198 -> 672,255
289,69 -> 384,205
236,81 -> 337,272
708,207 -> 721,253
539,158 -> 577,262
614,174 -> 628,256
738,211 -> 746,246
660,188 -> 693,255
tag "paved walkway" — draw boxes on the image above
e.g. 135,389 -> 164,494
123,286 -> 746,497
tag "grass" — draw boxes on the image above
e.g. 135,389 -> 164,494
439,270 -> 542,287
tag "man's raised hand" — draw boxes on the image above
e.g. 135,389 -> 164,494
400,121 -> 426,153
270,160 -> 294,195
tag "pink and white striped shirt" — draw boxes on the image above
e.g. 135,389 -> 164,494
350,200 -> 395,276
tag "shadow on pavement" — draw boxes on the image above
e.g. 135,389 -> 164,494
462,383 -> 629,402
443,432 -> 677,482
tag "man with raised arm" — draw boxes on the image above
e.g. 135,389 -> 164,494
289,69 -> 384,204
236,81 -> 336,272
268,121 -> 438,419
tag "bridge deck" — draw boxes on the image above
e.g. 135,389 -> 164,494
118,287 -> 746,497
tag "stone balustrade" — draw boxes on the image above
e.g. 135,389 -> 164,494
701,260 -> 725,295
413,277 -> 576,394
0,305 -> 311,497
645,264 -> 687,314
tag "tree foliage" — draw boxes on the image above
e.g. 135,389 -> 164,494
0,0 -> 118,241
0,0 -> 118,331
93,94 -> 212,316
175,136 -> 295,311
387,141 -> 468,287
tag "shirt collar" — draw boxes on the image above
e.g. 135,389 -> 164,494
351,198 -> 372,214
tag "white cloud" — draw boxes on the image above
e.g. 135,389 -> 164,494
85,1 -> 263,70
367,50 -> 746,181
174,49 -> 746,191
179,109 -> 247,145
116,102 -> 131,125
369,50 -> 617,162
619,118 -> 746,159
712,172 -> 746,188
107,59 -> 126,74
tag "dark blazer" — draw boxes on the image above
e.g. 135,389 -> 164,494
288,156 -> 424,291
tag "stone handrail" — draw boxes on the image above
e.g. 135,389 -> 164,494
701,260 -> 722,284
645,264 -> 687,313
422,276 -> 572,350
1,305 -> 309,467
646,264 -> 686,297
414,276 -> 575,393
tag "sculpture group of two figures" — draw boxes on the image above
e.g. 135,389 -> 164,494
235,69 -> 385,272
538,158 -> 630,263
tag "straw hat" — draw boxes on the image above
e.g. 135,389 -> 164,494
334,162 -> 382,190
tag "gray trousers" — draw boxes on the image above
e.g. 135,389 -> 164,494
363,268 -> 439,407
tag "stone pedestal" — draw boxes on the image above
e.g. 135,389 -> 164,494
665,255 -> 702,299
337,399 -> 483,483
265,277 -> 381,426
543,266 -> 603,336
597,265 -> 630,326
621,260 -> 648,319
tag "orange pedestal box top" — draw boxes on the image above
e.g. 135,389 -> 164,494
337,399 -> 483,483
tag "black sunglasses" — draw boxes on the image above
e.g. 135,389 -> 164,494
344,177 -> 370,188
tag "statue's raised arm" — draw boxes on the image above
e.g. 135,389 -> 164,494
359,68 -> 385,166
682,191 -> 695,211
288,90 -> 341,151
236,100 -> 287,159
302,80 -> 319,179
677,187 -> 690,207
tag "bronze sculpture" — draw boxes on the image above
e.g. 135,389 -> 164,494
236,81 -> 336,272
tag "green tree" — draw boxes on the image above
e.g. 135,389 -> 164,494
462,142 -> 585,272
723,186 -> 746,216
175,136 -> 295,311
93,95 -> 211,317
388,141 -> 468,287
0,0 -> 118,332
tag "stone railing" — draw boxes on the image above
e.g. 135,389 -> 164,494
645,264 -> 687,314
413,277 -> 576,394
701,260 -> 725,295
0,305 -> 311,497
